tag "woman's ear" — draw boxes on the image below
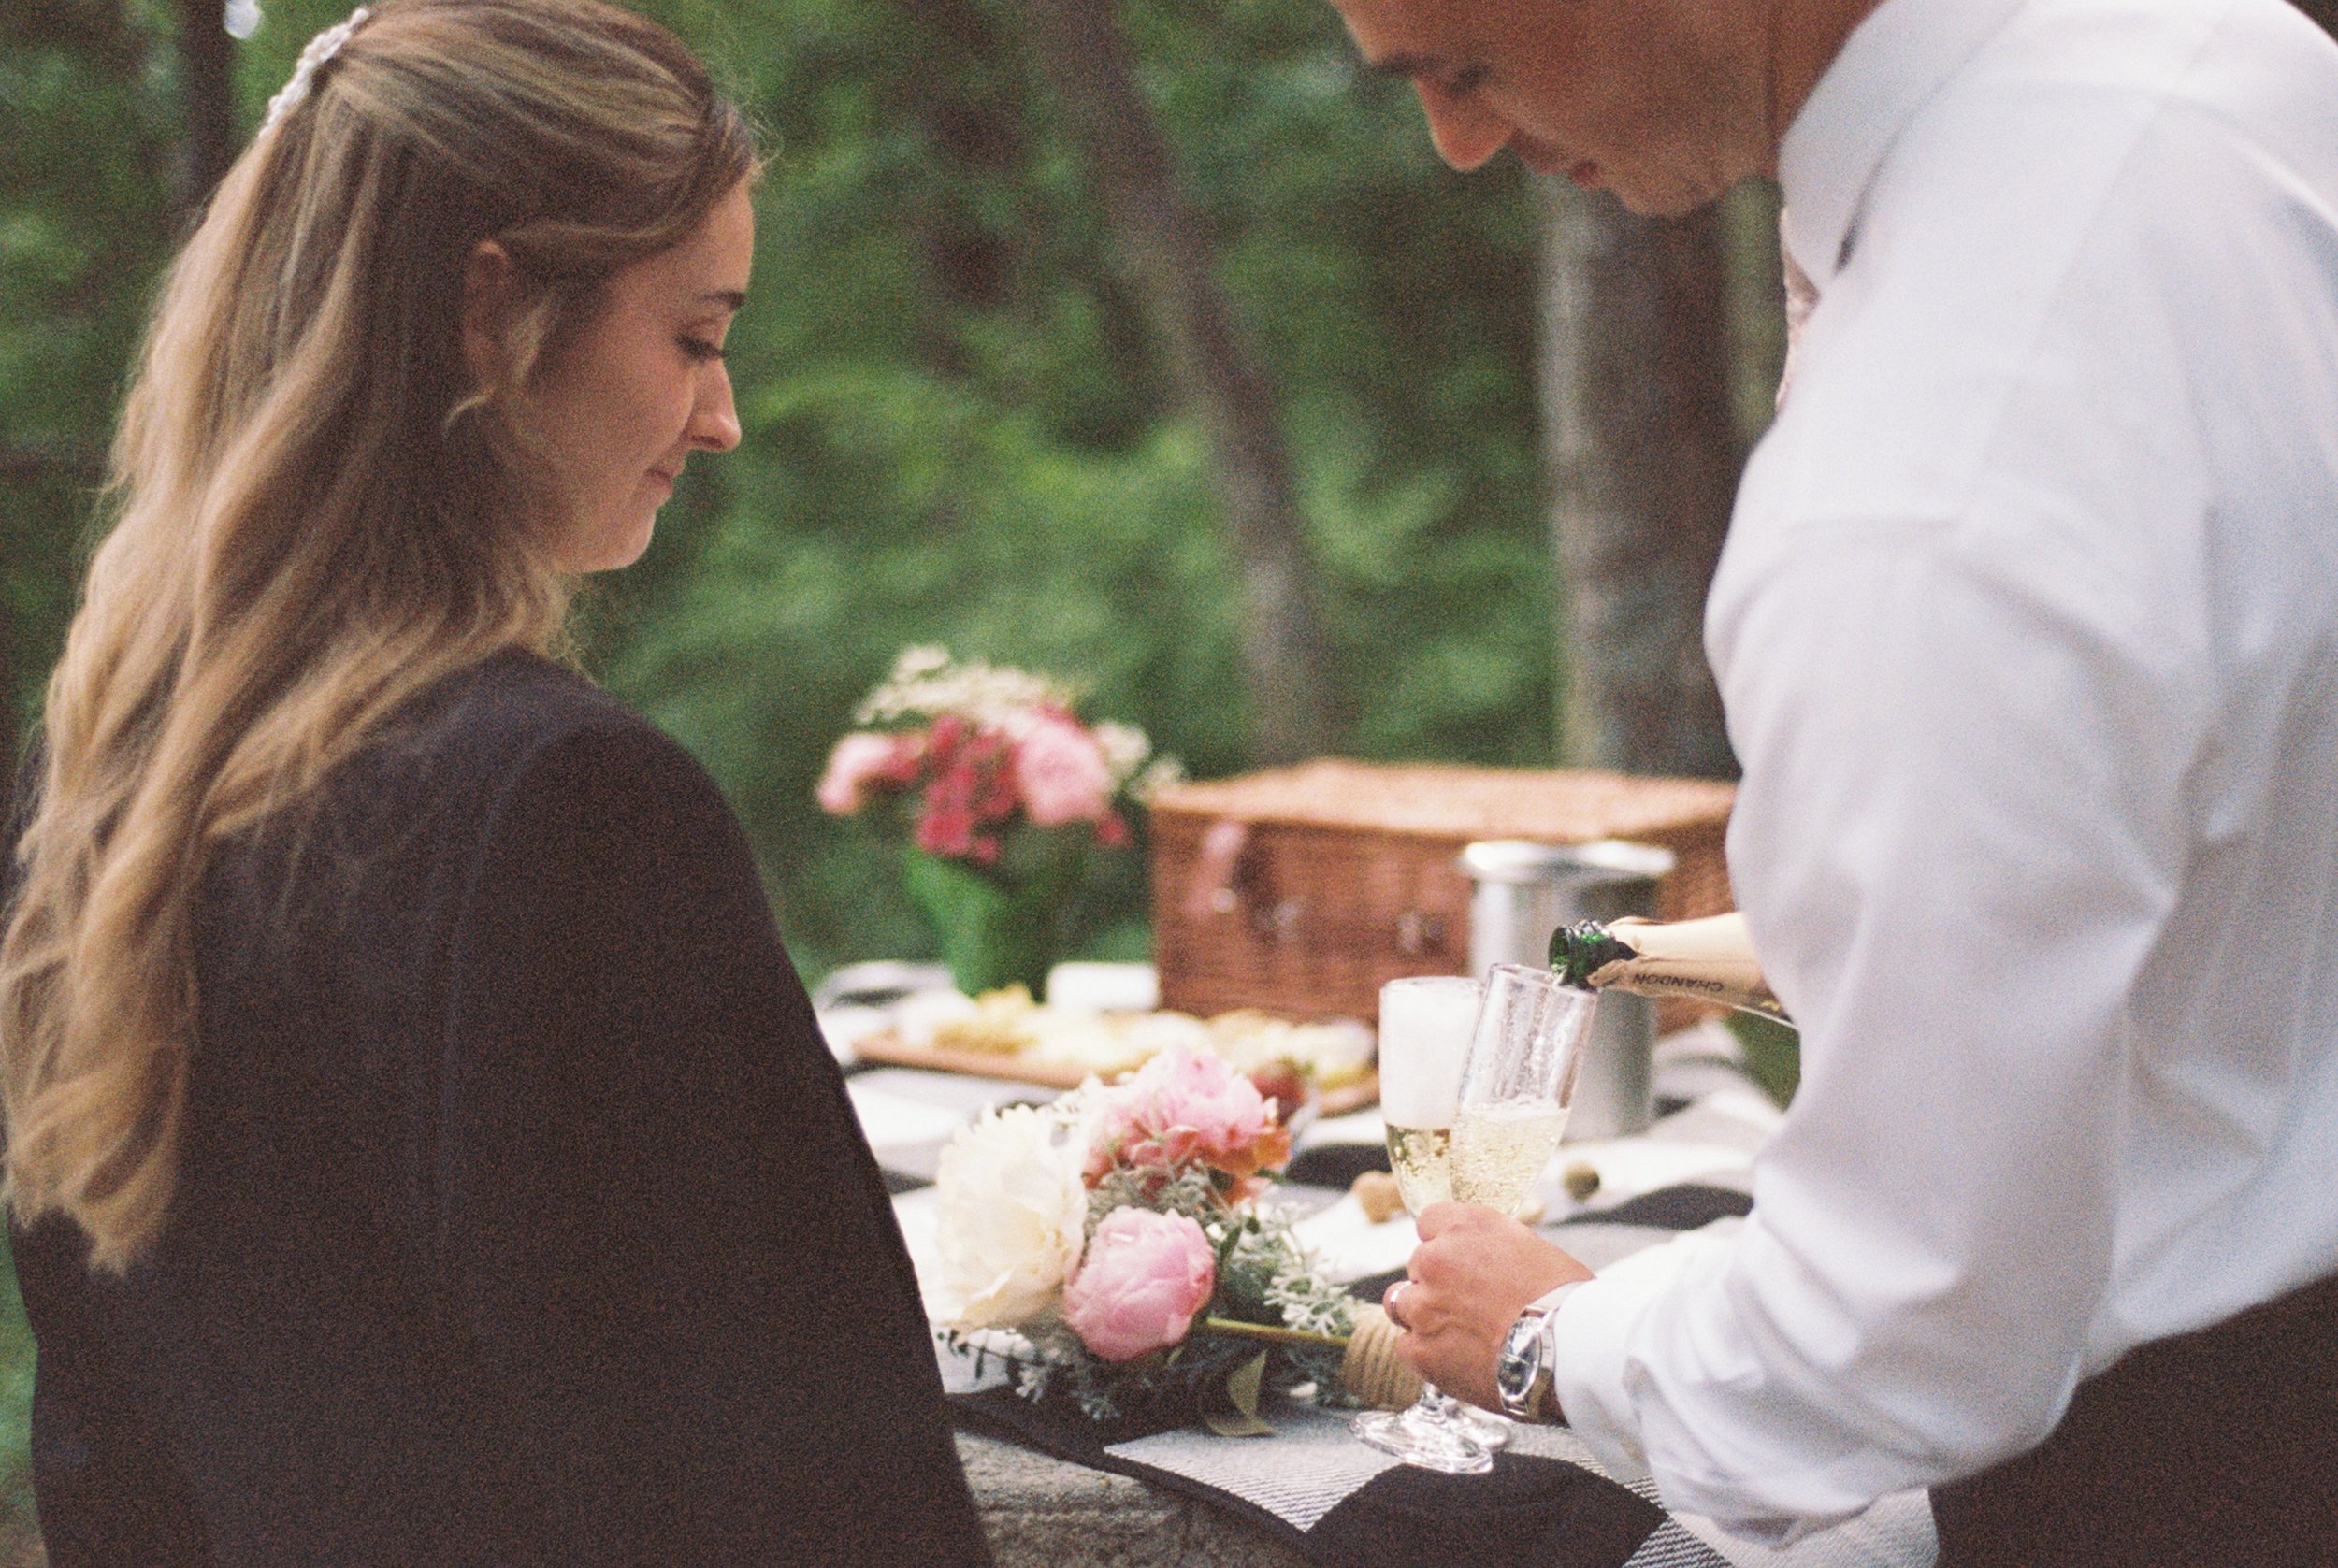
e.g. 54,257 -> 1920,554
460,239 -> 518,393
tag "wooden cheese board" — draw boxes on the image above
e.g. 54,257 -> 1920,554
848,1031 -> 1381,1115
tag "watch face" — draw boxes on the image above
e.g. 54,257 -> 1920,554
1497,1312 -> 1542,1401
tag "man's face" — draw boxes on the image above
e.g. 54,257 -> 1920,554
1326,0 -> 1768,216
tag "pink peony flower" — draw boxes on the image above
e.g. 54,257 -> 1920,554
1084,1045 -> 1293,1187
1061,1208 -> 1216,1362
1015,716 -> 1112,827
818,731 -> 916,814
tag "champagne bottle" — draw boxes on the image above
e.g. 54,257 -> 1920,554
1547,911 -> 1791,1023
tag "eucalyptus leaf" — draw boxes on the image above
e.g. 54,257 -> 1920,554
1201,1351 -> 1275,1438
1200,1406 -> 1276,1439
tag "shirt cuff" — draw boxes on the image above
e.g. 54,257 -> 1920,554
1544,1259 -> 1692,1486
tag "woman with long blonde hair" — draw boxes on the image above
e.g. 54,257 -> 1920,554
0,2 -> 989,1561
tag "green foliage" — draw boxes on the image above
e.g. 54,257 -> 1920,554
902,840 -> 1090,997
592,0 -> 1556,976
4,0 -> 1556,979
989,1173 -> 1354,1428
1727,1010 -> 1802,1109
0,1230 -> 32,1538
0,0 -> 184,746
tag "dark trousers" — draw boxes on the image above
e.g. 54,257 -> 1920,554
1931,1272 -> 2338,1567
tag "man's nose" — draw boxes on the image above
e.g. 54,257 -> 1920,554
1414,84 -> 1513,172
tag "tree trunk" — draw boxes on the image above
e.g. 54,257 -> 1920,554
1014,0 -> 1337,766
176,0 -> 236,224
1538,181 -> 1739,780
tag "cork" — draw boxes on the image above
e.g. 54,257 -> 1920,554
1351,1170 -> 1406,1225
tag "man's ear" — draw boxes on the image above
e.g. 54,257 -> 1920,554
460,239 -> 518,392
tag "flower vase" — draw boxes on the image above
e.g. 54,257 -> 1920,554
903,844 -> 1075,1000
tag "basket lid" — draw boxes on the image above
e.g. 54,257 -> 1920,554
1147,759 -> 1735,842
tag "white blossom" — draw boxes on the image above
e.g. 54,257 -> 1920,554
1092,721 -> 1152,784
930,1103 -> 1092,1331
1133,756 -> 1188,801
853,646 -> 1071,731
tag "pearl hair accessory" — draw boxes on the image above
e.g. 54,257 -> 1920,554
262,7 -> 371,136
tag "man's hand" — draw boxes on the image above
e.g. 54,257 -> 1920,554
1382,1203 -> 1594,1415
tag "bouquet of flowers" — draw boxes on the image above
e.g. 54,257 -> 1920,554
818,647 -> 1178,996
929,1045 -> 1363,1432
819,646 -> 1174,865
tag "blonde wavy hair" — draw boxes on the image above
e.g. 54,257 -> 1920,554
0,0 -> 757,1270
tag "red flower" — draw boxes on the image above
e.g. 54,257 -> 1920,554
916,811 -> 971,856
930,712 -> 969,760
917,761 -> 977,855
1244,1061 -> 1311,1128
975,781 -> 1017,820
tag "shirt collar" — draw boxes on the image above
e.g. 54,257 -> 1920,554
1778,0 -> 2033,288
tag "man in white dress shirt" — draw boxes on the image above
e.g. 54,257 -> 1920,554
1329,0 -> 2338,1560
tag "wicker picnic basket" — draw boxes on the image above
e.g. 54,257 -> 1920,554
1148,759 -> 1737,1026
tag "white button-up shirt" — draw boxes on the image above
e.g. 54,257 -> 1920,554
1547,0 -> 2338,1540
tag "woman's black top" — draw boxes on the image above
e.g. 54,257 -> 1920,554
7,651 -> 990,1566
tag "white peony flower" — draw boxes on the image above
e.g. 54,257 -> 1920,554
931,1103 -> 1091,1331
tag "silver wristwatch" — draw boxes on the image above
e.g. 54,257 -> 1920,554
1494,1282 -> 1585,1421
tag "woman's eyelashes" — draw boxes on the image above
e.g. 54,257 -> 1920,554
679,335 -> 726,363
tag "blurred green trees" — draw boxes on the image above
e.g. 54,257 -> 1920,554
2,0 -> 182,760
6,0 -> 1563,976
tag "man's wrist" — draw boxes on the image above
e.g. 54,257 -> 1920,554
1495,1279 -> 1588,1422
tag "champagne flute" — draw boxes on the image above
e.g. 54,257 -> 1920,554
1446,965 -> 1592,1446
1379,975 -> 1511,1453
1354,976 -> 1489,1471
1450,964 -> 1589,1216
1354,967 -> 1595,1472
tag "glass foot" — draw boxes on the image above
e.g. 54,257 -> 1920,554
1454,1402 -> 1511,1448
1352,1394 -> 1495,1474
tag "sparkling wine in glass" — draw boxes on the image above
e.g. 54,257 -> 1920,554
1450,964 -> 1591,1214
1378,976 -> 1472,1213
1353,976 -> 1495,1474
1448,966 -> 1592,1447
